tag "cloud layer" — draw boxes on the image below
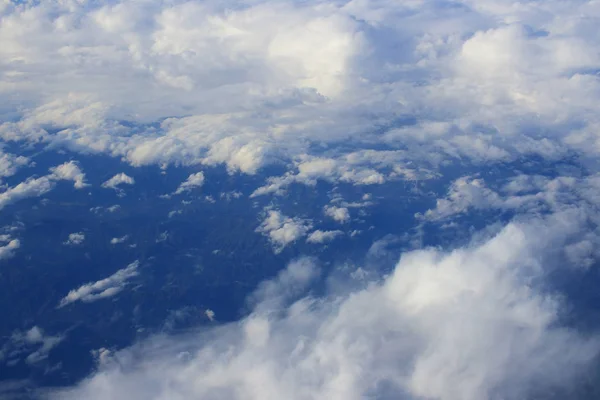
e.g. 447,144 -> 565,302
54,213 -> 599,400
1,0 -> 600,185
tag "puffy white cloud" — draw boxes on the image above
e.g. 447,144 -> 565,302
256,210 -> 312,253
173,172 -> 204,195
0,161 -> 88,210
101,173 -> 135,190
0,175 -> 54,210
324,205 -> 350,223
52,213 -> 599,400
58,260 -> 139,308
0,236 -> 19,260
49,160 -> 88,189
64,232 -> 85,246
0,149 -> 28,180
306,229 -> 343,244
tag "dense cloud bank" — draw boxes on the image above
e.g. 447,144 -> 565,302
1,0 -> 600,180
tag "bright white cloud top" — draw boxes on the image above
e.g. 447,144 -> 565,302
58,261 -> 140,308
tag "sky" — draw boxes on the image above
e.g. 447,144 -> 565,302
2,0 -> 600,399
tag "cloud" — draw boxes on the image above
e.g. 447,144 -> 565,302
58,260 -> 140,308
0,149 -> 29,181
0,326 -> 64,366
324,205 -> 350,223
0,236 -> 19,260
101,173 -> 135,190
52,214 -> 599,400
306,229 -> 343,244
173,172 -> 205,195
110,235 -> 129,245
3,0 -> 600,189
64,232 -> 85,246
0,161 -> 88,210
256,210 -> 312,253
49,161 -> 89,189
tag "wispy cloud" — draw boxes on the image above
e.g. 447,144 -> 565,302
58,261 -> 140,308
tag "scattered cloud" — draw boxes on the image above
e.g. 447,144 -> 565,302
64,232 -> 85,246
173,172 -> 205,195
0,149 -> 29,181
306,229 -> 343,244
110,235 -> 129,245
0,235 -> 19,260
101,173 -> 135,190
49,161 -> 89,189
256,210 -> 312,253
0,326 -> 64,366
324,205 -> 350,223
0,162 -> 87,210
58,260 -> 140,307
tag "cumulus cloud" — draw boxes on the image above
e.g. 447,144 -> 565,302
256,210 -> 312,253
173,172 -> 205,195
101,173 -> 135,190
49,161 -> 89,189
53,214 -> 600,400
0,235 -> 19,260
64,232 -> 85,246
324,205 -> 350,223
58,260 -> 140,308
0,149 -> 29,180
0,162 -> 88,210
306,229 -> 343,244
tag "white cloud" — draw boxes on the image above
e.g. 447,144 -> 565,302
256,210 -> 312,253
3,0 -> 600,188
0,175 -> 54,211
64,232 -> 85,246
0,326 -> 64,366
58,260 -> 140,307
52,214 -> 599,400
306,229 -> 343,244
324,205 -> 350,223
0,149 -> 29,180
0,161 -> 89,211
110,235 -> 129,245
49,161 -> 89,189
0,237 -> 19,260
101,173 -> 135,190
173,172 -> 204,195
